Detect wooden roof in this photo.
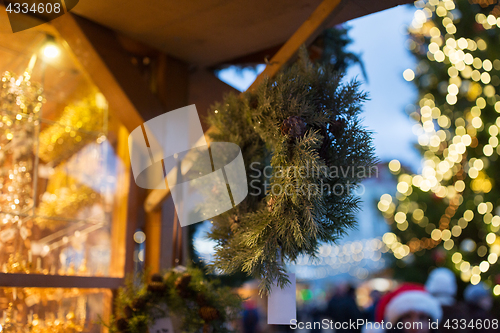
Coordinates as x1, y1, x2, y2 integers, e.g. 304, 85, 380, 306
71, 0, 413, 67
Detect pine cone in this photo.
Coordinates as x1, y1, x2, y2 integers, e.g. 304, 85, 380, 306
124, 305, 134, 319
229, 215, 239, 233
116, 318, 129, 332
199, 306, 220, 322
249, 95, 259, 109
147, 281, 166, 294
151, 273, 164, 283
196, 293, 208, 307
175, 273, 192, 298
281, 116, 306, 138
330, 118, 345, 137
131, 296, 148, 311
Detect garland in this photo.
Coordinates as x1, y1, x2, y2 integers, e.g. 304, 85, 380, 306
206, 52, 376, 294
35, 170, 101, 230
38, 93, 106, 166
0, 71, 43, 220
0, 71, 44, 115
109, 267, 242, 333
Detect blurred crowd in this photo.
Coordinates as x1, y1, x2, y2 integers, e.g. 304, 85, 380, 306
241, 268, 499, 332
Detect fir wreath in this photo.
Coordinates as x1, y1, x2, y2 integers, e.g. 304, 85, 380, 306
206, 52, 377, 294
108, 267, 242, 333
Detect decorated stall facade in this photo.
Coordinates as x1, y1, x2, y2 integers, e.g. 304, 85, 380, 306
0, 0, 412, 331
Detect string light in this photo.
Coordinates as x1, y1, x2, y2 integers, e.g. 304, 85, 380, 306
291, 238, 387, 280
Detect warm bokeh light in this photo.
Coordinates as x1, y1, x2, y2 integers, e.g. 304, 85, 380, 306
378, 0, 500, 289
403, 69, 415, 81
43, 44, 60, 59
388, 159, 401, 173
133, 230, 146, 244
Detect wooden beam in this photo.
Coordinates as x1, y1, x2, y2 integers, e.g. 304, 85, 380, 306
143, 0, 341, 213
214, 44, 283, 68
50, 13, 167, 132
248, 0, 341, 91
0, 273, 123, 289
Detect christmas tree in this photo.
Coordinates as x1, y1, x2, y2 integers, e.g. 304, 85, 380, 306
378, 0, 500, 294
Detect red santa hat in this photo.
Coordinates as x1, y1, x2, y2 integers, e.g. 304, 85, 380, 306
375, 283, 442, 324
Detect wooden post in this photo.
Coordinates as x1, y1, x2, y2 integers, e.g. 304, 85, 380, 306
148, 54, 190, 271
109, 125, 134, 277
144, 208, 162, 273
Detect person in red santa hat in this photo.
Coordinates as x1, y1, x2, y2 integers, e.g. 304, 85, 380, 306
364, 283, 442, 333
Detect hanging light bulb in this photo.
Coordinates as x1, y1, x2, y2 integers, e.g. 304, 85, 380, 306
43, 44, 60, 59
41, 35, 60, 59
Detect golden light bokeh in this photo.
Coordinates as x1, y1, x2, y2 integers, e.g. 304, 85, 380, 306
381, 0, 500, 285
